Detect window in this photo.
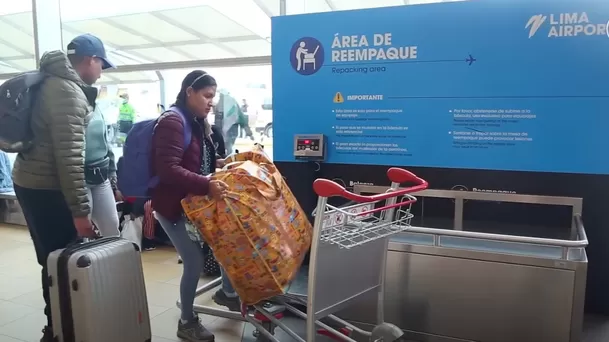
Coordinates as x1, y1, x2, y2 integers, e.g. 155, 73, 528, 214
102, 65, 273, 161
0, 4, 36, 75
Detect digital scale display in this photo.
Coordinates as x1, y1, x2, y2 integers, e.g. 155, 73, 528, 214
296, 138, 320, 151
293, 134, 326, 161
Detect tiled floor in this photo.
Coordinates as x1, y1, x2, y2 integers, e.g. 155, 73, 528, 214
0, 224, 246, 342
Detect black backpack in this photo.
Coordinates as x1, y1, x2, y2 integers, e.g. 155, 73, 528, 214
0, 71, 46, 153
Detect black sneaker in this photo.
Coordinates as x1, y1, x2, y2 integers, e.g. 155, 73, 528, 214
177, 315, 215, 341
212, 289, 241, 312
40, 326, 55, 342
142, 238, 156, 251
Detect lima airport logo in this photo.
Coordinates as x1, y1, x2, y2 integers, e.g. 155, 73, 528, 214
290, 37, 325, 76
525, 12, 608, 38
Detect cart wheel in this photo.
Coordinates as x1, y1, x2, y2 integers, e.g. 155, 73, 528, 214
253, 321, 276, 342
370, 323, 404, 342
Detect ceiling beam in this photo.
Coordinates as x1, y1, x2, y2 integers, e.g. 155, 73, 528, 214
61, 26, 161, 64
251, 0, 275, 17
117, 35, 262, 51
325, 0, 337, 10
102, 73, 122, 83
0, 15, 33, 36
0, 34, 266, 63
98, 17, 200, 61
0, 56, 34, 62
150, 12, 243, 58
102, 55, 271, 74
0, 36, 34, 57
98, 78, 157, 86
0, 16, 36, 64
0, 60, 27, 72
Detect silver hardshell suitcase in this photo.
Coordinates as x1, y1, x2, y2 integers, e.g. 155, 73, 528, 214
48, 237, 151, 342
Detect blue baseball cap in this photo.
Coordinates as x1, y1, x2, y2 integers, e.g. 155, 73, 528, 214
67, 34, 115, 70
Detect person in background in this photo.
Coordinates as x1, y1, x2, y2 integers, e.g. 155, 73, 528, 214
85, 103, 121, 237
240, 99, 249, 138
152, 70, 238, 341
216, 91, 254, 154
118, 93, 136, 134
97, 85, 120, 145
0, 151, 12, 193
11, 34, 114, 342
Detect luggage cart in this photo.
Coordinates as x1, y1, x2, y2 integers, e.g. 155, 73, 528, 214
185, 167, 428, 342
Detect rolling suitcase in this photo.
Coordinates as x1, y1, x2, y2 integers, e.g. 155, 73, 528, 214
47, 237, 151, 342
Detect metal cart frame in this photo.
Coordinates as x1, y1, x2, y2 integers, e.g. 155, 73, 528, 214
181, 168, 428, 342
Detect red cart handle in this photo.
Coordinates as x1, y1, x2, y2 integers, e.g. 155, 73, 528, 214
313, 168, 427, 202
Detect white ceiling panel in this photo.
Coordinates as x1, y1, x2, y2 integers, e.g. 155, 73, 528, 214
257, 0, 280, 16
160, 6, 256, 39
0, 12, 34, 35
0, 63, 19, 74
105, 13, 199, 43
108, 50, 153, 65
304, 0, 332, 14
222, 40, 271, 57
9, 58, 36, 70
99, 71, 158, 84
127, 47, 192, 63
64, 20, 152, 46
409, 0, 444, 4
332, 0, 405, 11
174, 44, 236, 60
0, 20, 35, 54
0, 44, 25, 58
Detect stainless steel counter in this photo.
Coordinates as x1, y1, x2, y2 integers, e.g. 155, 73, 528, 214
337, 186, 587, 342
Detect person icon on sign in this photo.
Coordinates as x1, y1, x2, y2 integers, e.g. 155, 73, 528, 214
295, 41, 309, 71
291, 37, 324, 75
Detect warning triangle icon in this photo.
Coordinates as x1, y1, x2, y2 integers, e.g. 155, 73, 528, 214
333, 92, 344, 104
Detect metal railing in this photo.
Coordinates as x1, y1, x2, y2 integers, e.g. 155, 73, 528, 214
352, 185, 586, 259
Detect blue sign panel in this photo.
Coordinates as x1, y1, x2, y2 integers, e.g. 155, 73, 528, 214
272, 0, 609, 174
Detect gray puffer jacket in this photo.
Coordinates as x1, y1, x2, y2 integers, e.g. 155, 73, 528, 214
12, 51, 96, 217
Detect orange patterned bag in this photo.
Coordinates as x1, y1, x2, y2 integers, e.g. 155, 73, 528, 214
181, 151, 312, 305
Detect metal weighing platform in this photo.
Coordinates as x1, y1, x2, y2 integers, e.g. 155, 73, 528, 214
340, 186, 588, 342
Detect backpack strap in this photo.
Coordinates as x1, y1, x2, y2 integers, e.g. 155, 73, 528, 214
165, 106, 192, 154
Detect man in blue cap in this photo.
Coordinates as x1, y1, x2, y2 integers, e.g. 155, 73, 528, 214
66, 33, 115, 84
11, 33, 115, 342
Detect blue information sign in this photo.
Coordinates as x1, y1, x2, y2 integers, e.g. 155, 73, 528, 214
272, 0, 609, 174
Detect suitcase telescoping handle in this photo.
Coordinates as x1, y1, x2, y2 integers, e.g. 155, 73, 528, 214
313, 168, 428, 216
69, 223, 103, 246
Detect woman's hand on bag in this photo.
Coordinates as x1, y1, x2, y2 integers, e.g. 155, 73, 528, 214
209, 180, 229, 200
216, 159, 226, 168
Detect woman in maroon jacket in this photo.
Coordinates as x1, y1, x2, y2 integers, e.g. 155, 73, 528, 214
152, 70, 235, 342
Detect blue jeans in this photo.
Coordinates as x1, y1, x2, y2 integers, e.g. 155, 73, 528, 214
155, 213, 235, 320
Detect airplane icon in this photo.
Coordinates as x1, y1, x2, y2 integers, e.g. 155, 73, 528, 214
466, 54, 476, 66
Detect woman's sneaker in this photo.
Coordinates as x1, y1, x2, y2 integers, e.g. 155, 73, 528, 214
177, 315, 214, 341
212, 289, 241, 312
